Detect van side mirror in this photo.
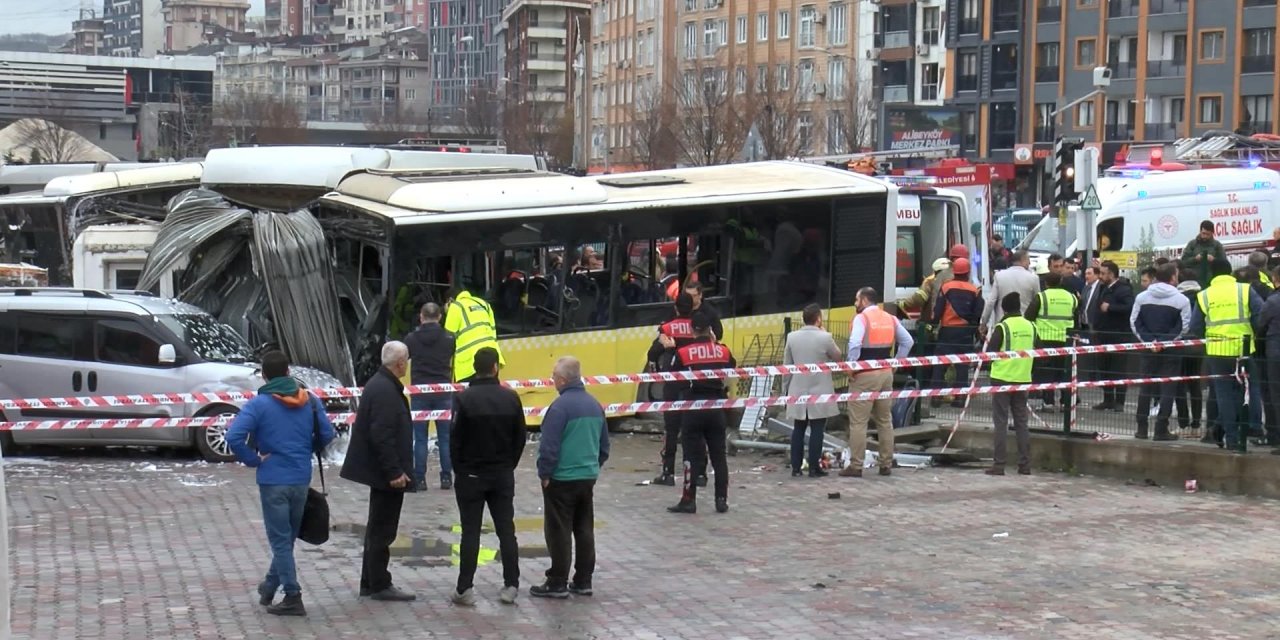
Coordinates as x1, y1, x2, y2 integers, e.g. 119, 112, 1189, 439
158, 344, 177, 365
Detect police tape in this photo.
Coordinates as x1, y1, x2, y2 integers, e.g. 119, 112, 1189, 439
0, 373, 1225, 432
0, 338, 1213, 412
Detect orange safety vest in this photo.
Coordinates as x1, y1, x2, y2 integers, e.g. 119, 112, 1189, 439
938, 279, 980, 328
856, 306, 898, 367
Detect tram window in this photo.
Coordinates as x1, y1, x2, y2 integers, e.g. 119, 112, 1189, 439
730, 200, 831, 316
564, 240, 612, 330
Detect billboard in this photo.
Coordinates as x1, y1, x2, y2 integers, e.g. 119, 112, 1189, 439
882, 107, 961, 152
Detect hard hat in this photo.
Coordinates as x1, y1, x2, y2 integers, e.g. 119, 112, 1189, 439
949, 244, 970, 260
932, 257, 950, 273
951, 257, 971, 276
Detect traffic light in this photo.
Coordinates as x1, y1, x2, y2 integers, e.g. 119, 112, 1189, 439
1054, 137, 1085, 205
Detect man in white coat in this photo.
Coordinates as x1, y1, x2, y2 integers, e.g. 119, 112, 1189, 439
783, 304, 843, 478
980, 250, 1041, 337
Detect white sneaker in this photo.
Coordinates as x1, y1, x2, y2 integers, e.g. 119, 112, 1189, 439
499, 585, 518, 605
451, 588, 476, 607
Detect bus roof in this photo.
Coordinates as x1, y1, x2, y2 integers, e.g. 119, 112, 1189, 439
326, 161, 892, 222
42, 163, 204, 198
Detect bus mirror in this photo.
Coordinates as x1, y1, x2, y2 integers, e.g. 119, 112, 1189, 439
970, 221, 983, 236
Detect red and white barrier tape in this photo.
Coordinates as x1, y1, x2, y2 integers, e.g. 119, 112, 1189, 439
0, 374, 1223, 432
0, 338, 1211, 411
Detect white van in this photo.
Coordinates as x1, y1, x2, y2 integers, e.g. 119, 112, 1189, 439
1021, 166, 1280, 266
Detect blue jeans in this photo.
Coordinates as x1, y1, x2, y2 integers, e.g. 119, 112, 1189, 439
258, 484, 309, 597
789, 418, 826, 473
1207, 357, 1262, 450
412, 393, 453, 483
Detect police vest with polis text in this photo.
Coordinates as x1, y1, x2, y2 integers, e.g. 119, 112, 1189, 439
674, 338, 735, 399
444, 290, 505, 381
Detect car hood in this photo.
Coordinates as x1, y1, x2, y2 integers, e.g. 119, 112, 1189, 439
192, 362, 343, 395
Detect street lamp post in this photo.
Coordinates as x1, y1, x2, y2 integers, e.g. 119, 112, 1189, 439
459, 34, 474, 127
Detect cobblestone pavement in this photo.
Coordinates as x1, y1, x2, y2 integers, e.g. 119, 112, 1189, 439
7, 430, 1280, 640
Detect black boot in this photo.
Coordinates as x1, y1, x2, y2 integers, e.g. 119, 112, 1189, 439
267, 593, 306, 617
652, 473, 675, 486
1153, 422, 1178, 441
668, 461, 697, 513
667, 499, 696, 513
715, 498, 729, 513
1135, 424, 1149, 440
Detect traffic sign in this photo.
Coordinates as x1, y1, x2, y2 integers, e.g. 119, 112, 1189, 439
1080, 184, 1102, 210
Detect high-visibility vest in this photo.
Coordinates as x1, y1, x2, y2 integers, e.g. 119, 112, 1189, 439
855, 306, 898, 367
1262, 271, 1275, 292
991, 316, 1036, 383
1033, 288, 1077, 343
444, 291, 505, 381
1197, 276, 1254, 357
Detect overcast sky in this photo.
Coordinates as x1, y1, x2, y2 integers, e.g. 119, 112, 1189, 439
5, 0, 265, 36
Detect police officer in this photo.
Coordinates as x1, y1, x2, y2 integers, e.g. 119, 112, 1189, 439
666, 311, 735, 515
1025, 271, 1078, 417
986, 293, 1037, 476
647, 293, 696, 486
1191, 259, 1264, 452
444, 283, 504, 382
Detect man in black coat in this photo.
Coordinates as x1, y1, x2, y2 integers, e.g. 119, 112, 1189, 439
1092, 260, 1136, 411
341, 340, 417, 602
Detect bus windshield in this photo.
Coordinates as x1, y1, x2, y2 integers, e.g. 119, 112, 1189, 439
1022, 216, 1078, 253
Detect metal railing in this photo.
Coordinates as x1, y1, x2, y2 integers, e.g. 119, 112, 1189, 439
1146, 59, 1187, 77
1149, 0, 1189, 12
1108, 0, 1141, 17
1033, 125, 1056, 143
882, 85, 910, 103
958, 17, 980, 36
883, 31, 911, 49
1242, 55, 1275, 74
1035, 66, 1060, 83
1110, 60, 1138, 79
992, 14, 1020, 32
1144, 122, 1180, 140
1105, 122, 1135, 141
1037, 1, 1062, 22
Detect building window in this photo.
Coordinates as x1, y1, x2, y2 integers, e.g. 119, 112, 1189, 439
827, 110, 846, 152
829, 3, 848, 46
1075, 38, 1097, 67
1077, 101, 1096, 127
1244, 28, 1276, 73
1242, 94, 1273, 132
1198, 96, 1222, 124
736, 67, 747, 93
1077, 0, 1098, 6
736, 15, 747, 44
961, 110, 978, 150
1035, 103, 1056, 142
828, 57, 846, 99
921, 7, 940, 46
798, 59, 814, 100
920, 63, 939, 101
757, 64, 767, 91
684, 21, 697, 59
778, 63, 790, 89
757, 12, 768, 42
1198, 30, 1224, 62
957, 49, 978, 91
778, 9, 790, 40
798, 112, 814, 153
405, 89, 416, 100
799, 6, 816, 47
958, 0, 979, 35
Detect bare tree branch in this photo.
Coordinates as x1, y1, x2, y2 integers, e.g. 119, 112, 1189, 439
4, 92, 111, 162
747, 65, 808, 160
830, 81, 877, 154
213, 89, 307, 146
364, 104, 434, 142
503, 99, 573, 167
629, 79, 675, 170
156, 88, 213, 160
461, 86, 500, 140
668, 61, 752, 167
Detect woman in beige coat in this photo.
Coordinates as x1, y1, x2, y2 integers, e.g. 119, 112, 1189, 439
783, 304, 843, 477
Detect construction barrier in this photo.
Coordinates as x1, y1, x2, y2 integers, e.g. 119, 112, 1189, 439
0, 374, 1224, 432
0, 338, 1212, 412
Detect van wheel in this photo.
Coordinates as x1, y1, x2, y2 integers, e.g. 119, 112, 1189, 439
195, 405, 239, 463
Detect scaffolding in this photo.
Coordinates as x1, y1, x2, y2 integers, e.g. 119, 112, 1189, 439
1168, 131, 1280, 165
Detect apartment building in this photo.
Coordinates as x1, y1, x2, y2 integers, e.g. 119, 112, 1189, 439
425, 0, 509, 116
342, 0, 406, 40
587, 0, 674, 171
70, 14, 107, 56
162, 0, 252, 52
497, 0, 589, 165
1025, 0, 1280, 152
103, 0, 166, 56
945, 0, 1023, 160
264, 0, 342, 36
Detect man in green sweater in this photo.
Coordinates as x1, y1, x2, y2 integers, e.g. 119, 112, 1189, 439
1182, 220, 1228, 286
531, 356, 611, 599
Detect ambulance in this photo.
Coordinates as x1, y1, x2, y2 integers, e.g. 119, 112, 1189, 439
1021, 165, 1280, 267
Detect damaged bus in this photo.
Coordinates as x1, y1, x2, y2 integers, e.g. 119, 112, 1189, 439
311, 161, 974, 418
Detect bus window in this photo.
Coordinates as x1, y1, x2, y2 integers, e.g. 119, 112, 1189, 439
896, 228, 922, 288
565, 240, 612, 330
732, 200, 831, 315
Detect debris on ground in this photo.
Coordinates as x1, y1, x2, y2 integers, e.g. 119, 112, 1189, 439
992, 532, 1009, 539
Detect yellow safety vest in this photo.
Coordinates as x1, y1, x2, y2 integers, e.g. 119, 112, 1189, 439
444, 291, 505, 381
1197, 276, 1254, 357
1033, 288, 1077, 343
991, 316, 1036, 383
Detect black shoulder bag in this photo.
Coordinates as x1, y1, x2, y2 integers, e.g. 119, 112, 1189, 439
298, 400, 331, 546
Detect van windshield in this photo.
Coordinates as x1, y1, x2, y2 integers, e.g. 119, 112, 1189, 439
156, 313, 254, 363
1021, 216, 1078, 253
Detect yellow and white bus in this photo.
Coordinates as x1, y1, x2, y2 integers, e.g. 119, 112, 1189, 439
313, 161, 975, 416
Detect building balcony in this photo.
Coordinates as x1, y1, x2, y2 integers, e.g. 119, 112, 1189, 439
1149, 0, 1189, 12
1242, 55, 1275, 74
991, 70, 1018, 91
1035, 66, 1059, 83
957, 17, 980, 36
1146, 59, 1187, 77
1033, 125, 1056, 143
1105, 122, 1135, 141
882, 31, 911, 49
1109, 60, 1137, 79
956, 75, 978, 92
882, 84, 910, 103
1244, 0, 1277, 7
989, 131, 1016, 150
992, 14, 1019, 33
1036, 1, 1062, 22
1144, 122, 1180, 140
1239, 120, 1275, 134
1108, 0, 1140, 17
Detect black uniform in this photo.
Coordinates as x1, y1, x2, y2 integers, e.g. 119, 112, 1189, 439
670, 337, 736, 504
648, 315, 697, 479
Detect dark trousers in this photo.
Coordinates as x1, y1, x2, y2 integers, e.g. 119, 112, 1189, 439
1033, 341, 1070, 407
1175, 351, 1204, 427
1207, 357, 1263, 450
681, 408, 729, 502
1136, 351, 1180, 435
1267, 356, 1280, 444
789, 417, 826, 472
990, 386, 1030, 469
541, 478, 596, 587
1097, 333, 1129, 406
931, 327, 976, 388
659, 384, 684, 477
454, 471, 519, 592
359, 488, 405, 594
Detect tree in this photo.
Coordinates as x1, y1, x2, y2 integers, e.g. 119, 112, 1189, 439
213, 90, 307, 146
461, 86, 501, 140
829, 81, 877, 154
629, 79, 676, 170
364, 104, 433, 143
503, 100, 573, 166
669, 64, 753, 167
155, 88, 213, 160
747, 65, 808, 160
4, 91, 111, 162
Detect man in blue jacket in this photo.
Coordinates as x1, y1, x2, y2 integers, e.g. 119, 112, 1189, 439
1130, 263, 1191, 441
227, 350, 336, 617
531, 356, 610, 599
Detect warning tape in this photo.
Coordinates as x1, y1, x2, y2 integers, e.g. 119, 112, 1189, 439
0, 373, 1222, 432
0, 338, 1210, 412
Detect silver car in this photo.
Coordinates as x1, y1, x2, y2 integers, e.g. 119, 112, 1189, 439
0, 288, 344, 461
